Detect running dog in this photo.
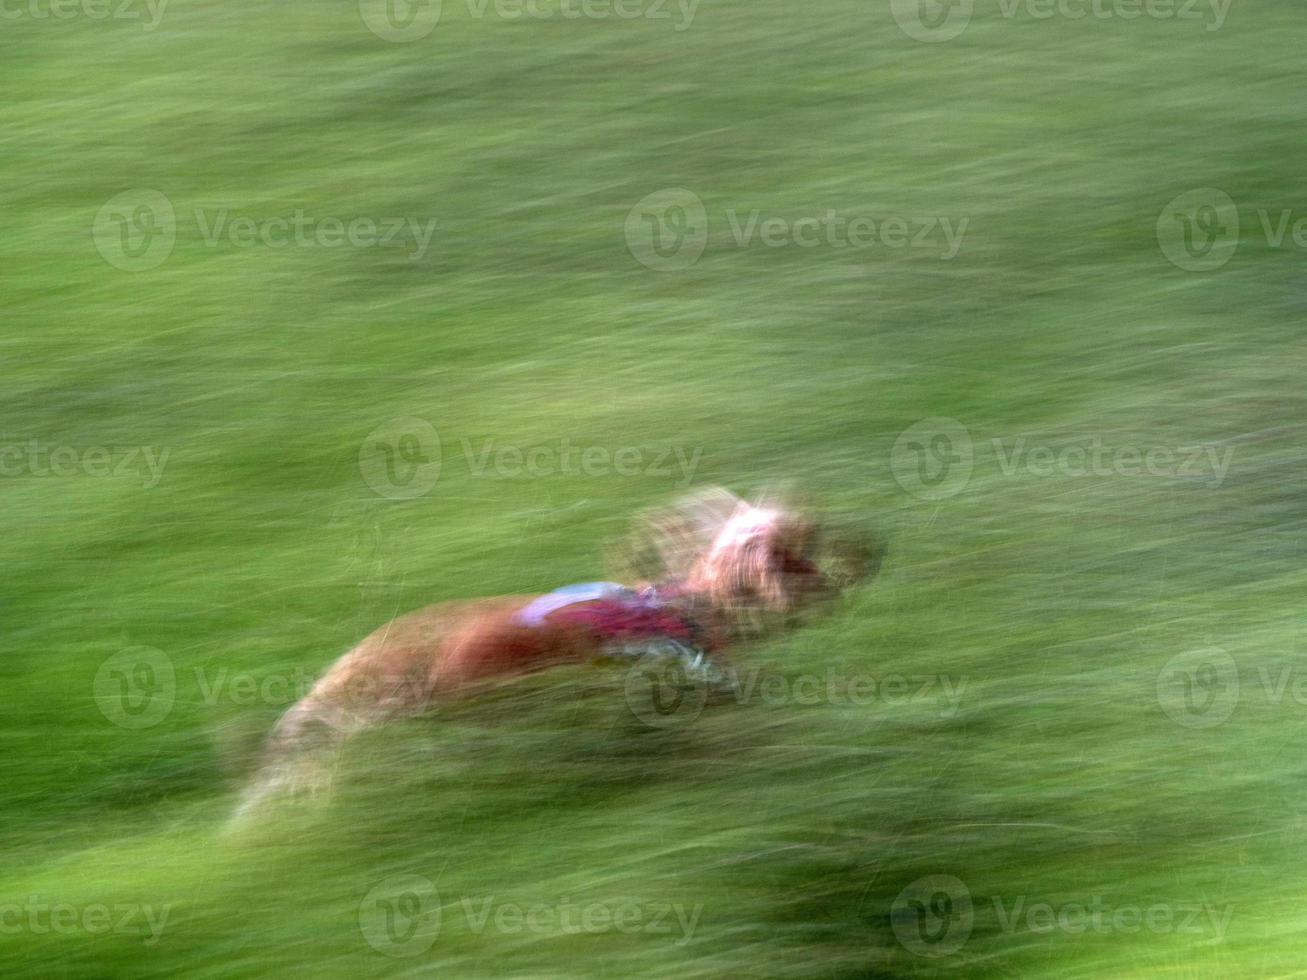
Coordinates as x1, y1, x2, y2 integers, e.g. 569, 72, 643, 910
236, 488, 864, 819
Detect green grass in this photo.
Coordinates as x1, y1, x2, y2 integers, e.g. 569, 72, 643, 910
3, 0, 1305, 975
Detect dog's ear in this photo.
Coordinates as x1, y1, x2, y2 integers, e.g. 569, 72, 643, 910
812, 520, 884, 593
608, 487, 745, 584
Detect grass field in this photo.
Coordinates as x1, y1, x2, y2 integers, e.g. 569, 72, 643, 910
3, 0, 1305, 976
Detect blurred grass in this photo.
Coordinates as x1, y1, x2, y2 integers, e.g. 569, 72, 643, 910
2, 0, 1305, 976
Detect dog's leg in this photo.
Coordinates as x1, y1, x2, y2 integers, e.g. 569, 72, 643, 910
232, 644, 428, 825
231, 694, 362, 825
229, 597, 578, 827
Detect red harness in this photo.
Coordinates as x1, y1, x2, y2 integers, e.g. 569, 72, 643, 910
548, 597, 706, 649
519, 582, 713, 655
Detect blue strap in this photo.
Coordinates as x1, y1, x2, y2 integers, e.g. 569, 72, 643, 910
516, 582, 632, 627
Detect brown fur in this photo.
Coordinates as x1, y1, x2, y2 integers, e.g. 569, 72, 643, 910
235, 488, 848, 820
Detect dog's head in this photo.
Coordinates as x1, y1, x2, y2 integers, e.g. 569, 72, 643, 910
614, 486, 877, 626
614, 487, 837, 615
683, 500, 826, 615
